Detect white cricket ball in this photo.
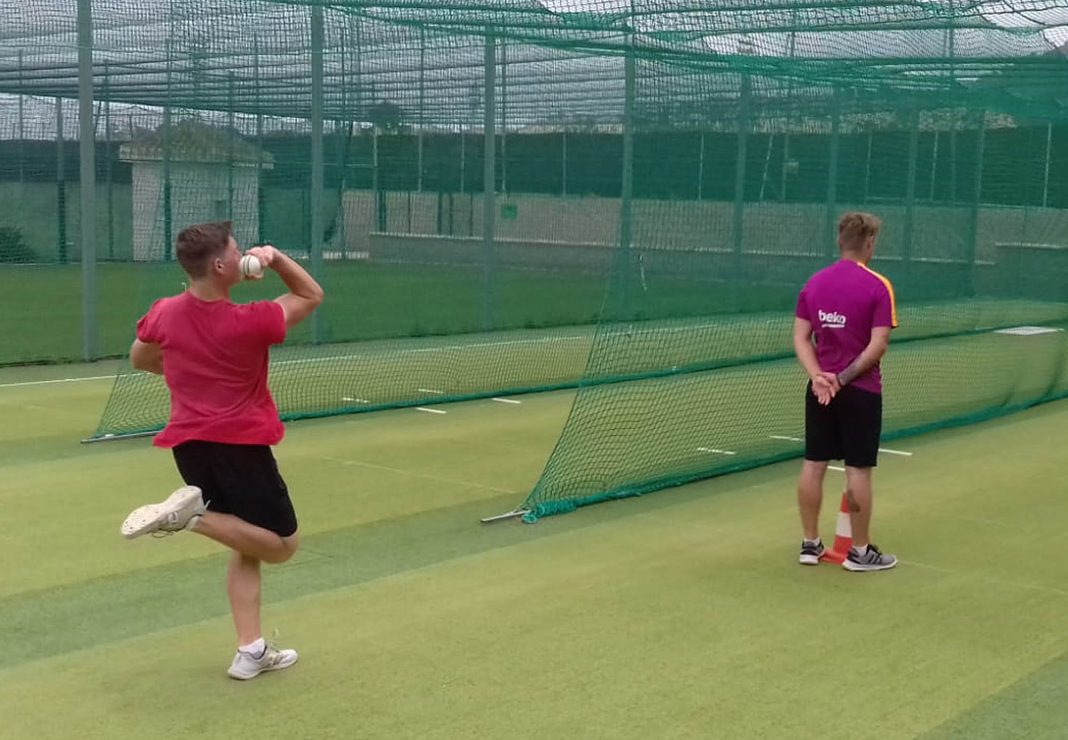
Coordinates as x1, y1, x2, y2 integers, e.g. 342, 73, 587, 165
240, 254, 264, 279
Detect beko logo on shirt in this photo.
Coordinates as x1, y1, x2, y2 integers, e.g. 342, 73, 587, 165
818, 309, 847, 328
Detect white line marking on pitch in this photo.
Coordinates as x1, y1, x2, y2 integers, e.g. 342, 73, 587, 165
416, 407, 447, 415
342, 397, 370, 404
828, 465, 845, 472
878, 447, 913, 456
273, 319, 737, 367
697, 447, 736, 455
769, 435, 802, 442
492, 398, 522, 404
417, 388, 445, 395
0, 375, 114, 389
317, 455, 511, 494
902, 558, 1068, 598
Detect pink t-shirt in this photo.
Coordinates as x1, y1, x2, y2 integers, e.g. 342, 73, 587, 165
136, 292, 286, 448
795, 259, 898, 394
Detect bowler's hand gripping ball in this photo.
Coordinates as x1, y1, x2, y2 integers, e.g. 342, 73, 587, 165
240, 254, 264, 279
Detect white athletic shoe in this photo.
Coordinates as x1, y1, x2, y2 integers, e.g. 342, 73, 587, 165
120, 485, 206, 539
227, 643, 299, 680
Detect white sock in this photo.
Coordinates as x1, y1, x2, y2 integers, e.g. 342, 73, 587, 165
852, 544, 869, 555
804, 538, 821, 546
239, 637, 265, 656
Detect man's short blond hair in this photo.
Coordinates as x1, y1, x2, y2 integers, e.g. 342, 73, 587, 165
837, 212, 881, 251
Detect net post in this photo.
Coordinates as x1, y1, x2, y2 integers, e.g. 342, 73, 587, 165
480, 509, 530, 524
824, 85, 840, 257
616, 32, 635, 319
78, 0, 97, 359
967, 110, 986, 297
56, 97, 67, 264
903, 105, 919, 283
731, 74, 751, 307
482, 28, 497, 330
310, 3, 325, 343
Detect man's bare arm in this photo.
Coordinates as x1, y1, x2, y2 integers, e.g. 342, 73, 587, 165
836, 326, 891, 386
792, 318, 822, 381
247, 246, 324, 329
794, 318, 839, 404
130, 339, 163, 375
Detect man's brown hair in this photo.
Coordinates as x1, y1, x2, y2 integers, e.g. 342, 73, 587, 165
175, 221, 233, 278
837, 212, 881, 252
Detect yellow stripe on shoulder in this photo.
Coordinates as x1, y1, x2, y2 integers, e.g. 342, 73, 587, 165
858, 264, 898, 328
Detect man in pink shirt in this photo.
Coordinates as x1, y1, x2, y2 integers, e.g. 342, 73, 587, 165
120, 221, 324, 678
793, 212, 898, 572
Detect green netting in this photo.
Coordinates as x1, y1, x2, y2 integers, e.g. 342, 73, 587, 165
2, 2, 1068, 516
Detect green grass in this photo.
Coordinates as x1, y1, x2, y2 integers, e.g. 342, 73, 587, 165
2, 360, 1068, 738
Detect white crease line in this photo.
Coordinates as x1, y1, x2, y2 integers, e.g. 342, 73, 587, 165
0, 375, 114, 389
272, 318, 745, 367
276, 335, 590, 365
416, 407, 447, 415
828, 465, 846, 472
697, 447, 736, 455
417, 388, 445, 395
879, 447, 913, 456
492, 398, 522, 404
901, 558, 1068, 598
317, 455, 512, 494
342, 397, 370, 404
769, 435, 802, 442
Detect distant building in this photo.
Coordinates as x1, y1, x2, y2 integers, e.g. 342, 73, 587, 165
119, 121, 273, 260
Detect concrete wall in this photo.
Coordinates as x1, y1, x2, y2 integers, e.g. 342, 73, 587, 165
342, 190, 1068, 267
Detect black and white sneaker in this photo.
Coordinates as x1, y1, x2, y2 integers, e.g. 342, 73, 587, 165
798, 539, 825, 566
843, 544, 897, 572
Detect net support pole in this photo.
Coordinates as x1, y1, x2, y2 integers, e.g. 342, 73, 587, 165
824, 86, 840, 257
863, 131, 872, 203
482, 29, 497, 330
160, 38, 173, 262
104, 63, 114, 260
255, 40, 265, 243
480, 508, 531, 524
78, 0, 97, 359
697, 132, 705, 200
617, 36, 635, 319
561, 129, 567, 196
903, 107, 919, 282
56, 97, 67, 264
1043, 122, 1052, 209
162, 101, 172, 261
732, 75, 751, 302
500, 39, 508, 195
418, 27, 425, 193
227, 73, 235, 219
966, 110, 985, 296
310, 3, 325, 343
163, 33, 173, 262
929, 131, 939, 201
17, 51, 24, 193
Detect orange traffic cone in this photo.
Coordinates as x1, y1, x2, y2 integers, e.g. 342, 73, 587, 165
820, 491, 852, 564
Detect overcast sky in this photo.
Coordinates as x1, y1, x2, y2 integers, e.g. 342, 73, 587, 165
2, 1, 1066, 138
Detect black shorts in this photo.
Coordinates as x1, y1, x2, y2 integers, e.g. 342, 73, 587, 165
804, 383, 883, 468
172, 441, 298, 537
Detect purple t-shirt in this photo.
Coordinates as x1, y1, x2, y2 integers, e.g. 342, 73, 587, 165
795, 259, 898, 394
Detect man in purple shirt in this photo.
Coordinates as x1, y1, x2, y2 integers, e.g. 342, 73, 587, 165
793, 212, 898, 572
